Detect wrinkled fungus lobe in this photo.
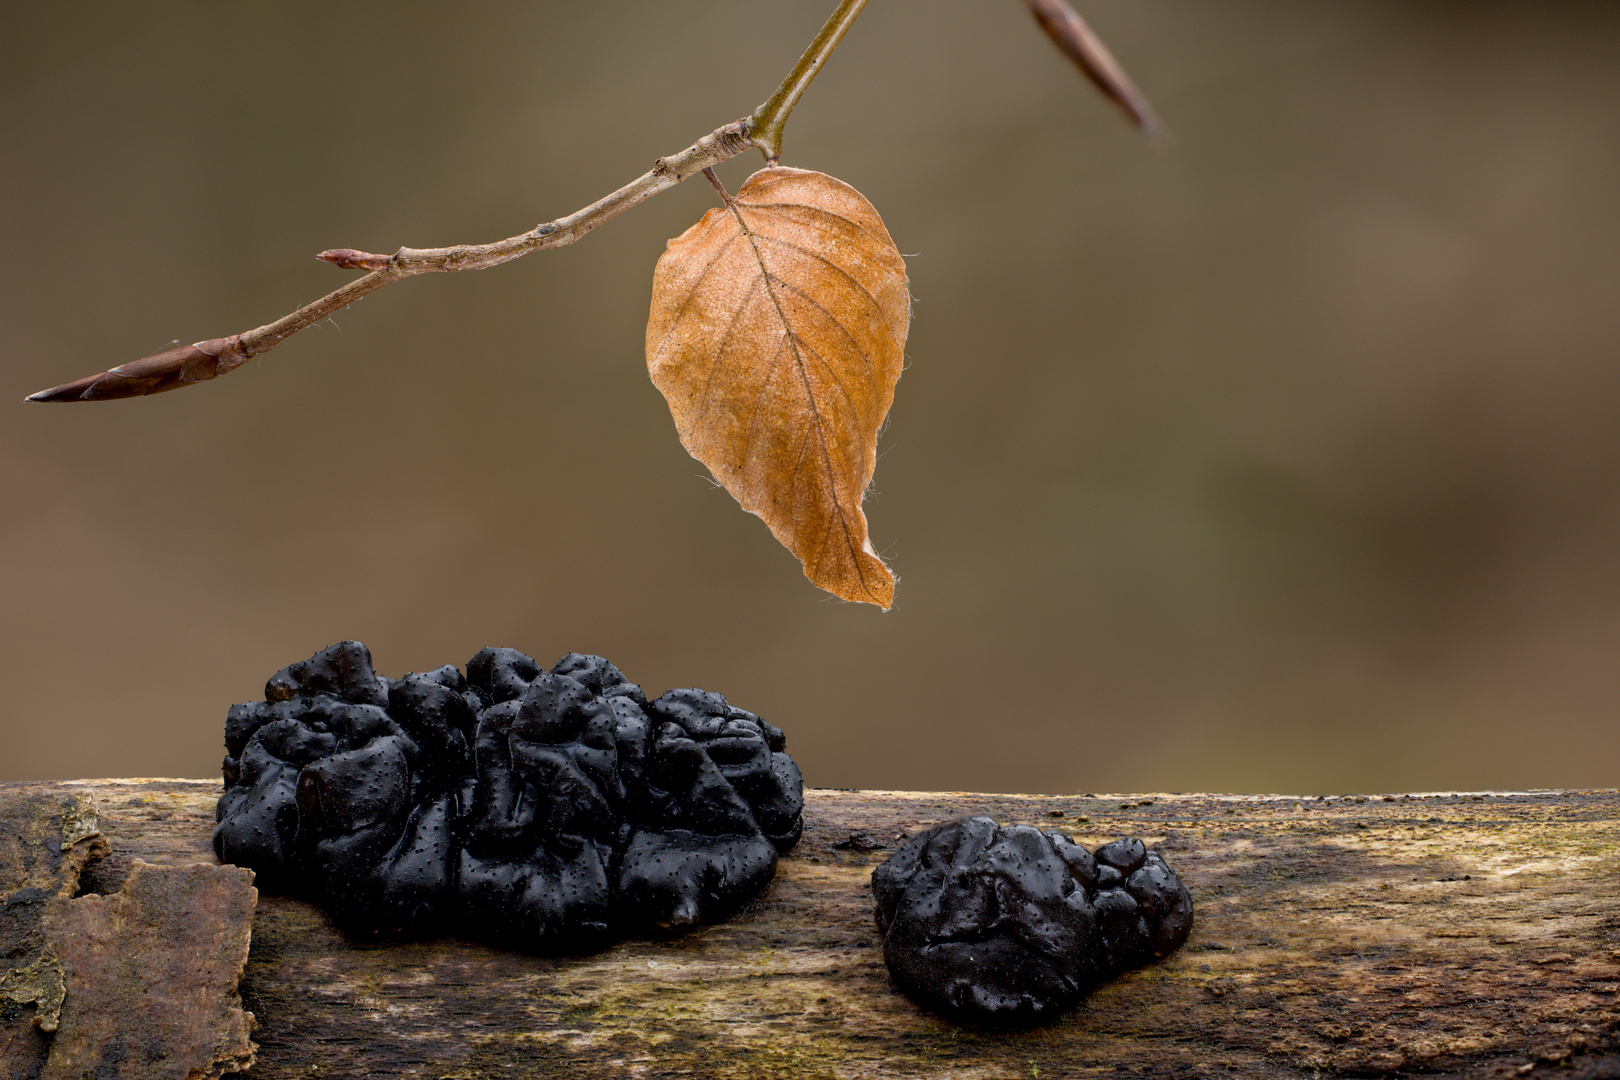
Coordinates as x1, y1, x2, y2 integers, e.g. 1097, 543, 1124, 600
215, 642, 803, 952
872, 816, 1193, 1025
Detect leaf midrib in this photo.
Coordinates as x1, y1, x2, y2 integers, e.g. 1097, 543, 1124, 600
725, 197, 874, 600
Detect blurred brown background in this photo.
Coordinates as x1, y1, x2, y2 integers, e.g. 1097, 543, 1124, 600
3, 2, 1617, 795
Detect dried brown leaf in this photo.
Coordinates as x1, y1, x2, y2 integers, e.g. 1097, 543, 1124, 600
646, 166, 909, 608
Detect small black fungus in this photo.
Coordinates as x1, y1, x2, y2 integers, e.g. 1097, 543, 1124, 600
871, 816, 1193, 1025
215, 641, 803, 953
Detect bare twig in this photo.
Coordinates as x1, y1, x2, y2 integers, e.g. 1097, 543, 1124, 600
27, 0, 875, 406
749, 0, 869, 164
1021, 0, 1161, 139
26, 0, 1155, 404
26, 120, 754, 402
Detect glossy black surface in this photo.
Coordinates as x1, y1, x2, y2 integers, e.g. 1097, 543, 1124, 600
872, 816, 1192, 1025
216, 641, 803, 953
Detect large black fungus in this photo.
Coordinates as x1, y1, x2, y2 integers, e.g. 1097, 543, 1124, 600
871, 816, 1192, 1025
215, 641, 803, 953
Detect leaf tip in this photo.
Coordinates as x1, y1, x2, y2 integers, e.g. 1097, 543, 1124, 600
811, 546, 895, 610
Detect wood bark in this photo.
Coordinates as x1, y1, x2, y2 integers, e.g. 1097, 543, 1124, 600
5, 779, 1618, 1079
0, 785, 256, 1080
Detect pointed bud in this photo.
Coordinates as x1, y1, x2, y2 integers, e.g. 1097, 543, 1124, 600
1022, 0, 1161, 139
26, 335, 249, 402
316, 248, 392, 271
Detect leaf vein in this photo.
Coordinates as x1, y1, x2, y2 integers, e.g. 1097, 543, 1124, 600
654, 230, 747, 349
689, 275, 766, 429
728, 205, 871, 594
750, 231, 894, 337
763, 273, 873, 385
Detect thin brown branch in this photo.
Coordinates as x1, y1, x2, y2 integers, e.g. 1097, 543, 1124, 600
27, 119, 754, 403
750, 0, 869, 164
1021, 0, 1162, 139
26, 0, 1156, 406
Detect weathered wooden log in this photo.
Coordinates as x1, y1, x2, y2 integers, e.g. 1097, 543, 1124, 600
5, 779, 1618, 1078
0, 785, 256, 1080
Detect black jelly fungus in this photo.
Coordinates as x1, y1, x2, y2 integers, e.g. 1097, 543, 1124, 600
871, 816, 1193, 1025
214, 641, 803, 953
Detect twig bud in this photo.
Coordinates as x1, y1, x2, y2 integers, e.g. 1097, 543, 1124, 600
316, 249, 392, 272
26, 336, 249, 402
1021, 0, 1162, 139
